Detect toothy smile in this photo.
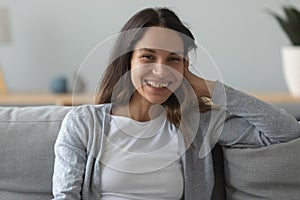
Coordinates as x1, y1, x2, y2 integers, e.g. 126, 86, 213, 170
145, 80, 170, 88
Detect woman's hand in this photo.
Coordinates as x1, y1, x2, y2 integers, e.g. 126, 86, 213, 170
183, 61, 216, 98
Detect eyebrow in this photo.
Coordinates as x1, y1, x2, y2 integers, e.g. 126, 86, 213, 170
138, 48, 184, 56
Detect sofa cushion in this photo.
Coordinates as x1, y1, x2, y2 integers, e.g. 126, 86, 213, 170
222, 136, 300, 200
0, 106, 71, 200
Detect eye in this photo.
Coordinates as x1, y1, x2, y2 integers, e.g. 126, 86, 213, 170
140, 54, 155, 62
168, 56, 182, 62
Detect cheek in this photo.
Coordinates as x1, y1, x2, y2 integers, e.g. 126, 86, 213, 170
173, 65, 184, 83
175, 63, 185, 74
130, 66, 150, 88
130, 59, 141, 88
173, 73, 183, 91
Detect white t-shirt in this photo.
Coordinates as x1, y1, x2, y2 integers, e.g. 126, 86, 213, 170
100, 112, 184, 200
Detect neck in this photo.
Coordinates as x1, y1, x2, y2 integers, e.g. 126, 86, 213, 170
112, 92, 163, 122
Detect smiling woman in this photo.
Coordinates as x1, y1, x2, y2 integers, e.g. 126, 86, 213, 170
52, 7, 300, 200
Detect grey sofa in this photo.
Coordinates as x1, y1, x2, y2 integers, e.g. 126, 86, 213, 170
0, 106, 299, 200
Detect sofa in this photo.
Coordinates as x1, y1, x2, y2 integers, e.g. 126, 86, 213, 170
0, 106, 299, 200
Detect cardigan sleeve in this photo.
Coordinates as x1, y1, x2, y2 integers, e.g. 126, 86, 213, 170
52, 107, 88, 200
210, 81, 300, 147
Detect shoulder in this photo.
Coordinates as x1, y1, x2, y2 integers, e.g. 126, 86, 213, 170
57, 104, 111, 149
61, 104, 111, 134
66, 103, 111, 120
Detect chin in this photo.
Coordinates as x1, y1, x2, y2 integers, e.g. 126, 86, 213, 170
147, 95, 171, 105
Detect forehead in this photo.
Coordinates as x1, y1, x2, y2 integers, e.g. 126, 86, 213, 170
133, 27, 184, 53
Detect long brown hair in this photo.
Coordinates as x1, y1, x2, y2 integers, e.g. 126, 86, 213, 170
96, 7, 211, 134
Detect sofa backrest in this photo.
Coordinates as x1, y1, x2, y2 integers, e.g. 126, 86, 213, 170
0, 106, 71, 200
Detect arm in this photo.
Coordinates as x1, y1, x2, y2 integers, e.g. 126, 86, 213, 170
212, 81, 300, 146
52, 108, 88, 200
184, 66, 300, 147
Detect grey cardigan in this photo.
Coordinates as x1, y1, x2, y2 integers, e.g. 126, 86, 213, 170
52, 81, 300, 200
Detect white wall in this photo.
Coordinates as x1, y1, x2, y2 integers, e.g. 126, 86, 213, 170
0, 0, 299, 93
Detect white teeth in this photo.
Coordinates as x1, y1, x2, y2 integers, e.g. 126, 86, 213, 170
146, 80, 168, 88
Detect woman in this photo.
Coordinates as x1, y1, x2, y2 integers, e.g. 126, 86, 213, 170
52, 7, 300, 200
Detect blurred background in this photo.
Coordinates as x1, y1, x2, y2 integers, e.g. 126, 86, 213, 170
0, 0, 299, 116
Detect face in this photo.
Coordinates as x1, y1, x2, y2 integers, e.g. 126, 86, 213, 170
130, 27, 185, 105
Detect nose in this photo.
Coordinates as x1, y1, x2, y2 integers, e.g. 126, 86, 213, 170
152, 63, 169, 77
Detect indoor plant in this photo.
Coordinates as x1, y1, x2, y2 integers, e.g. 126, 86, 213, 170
268, 5, 300, 97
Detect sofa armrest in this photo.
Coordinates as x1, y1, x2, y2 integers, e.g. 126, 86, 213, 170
222, 135, 300, 199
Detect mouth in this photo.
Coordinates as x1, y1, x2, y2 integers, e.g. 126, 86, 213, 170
144, 80, 171, 89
